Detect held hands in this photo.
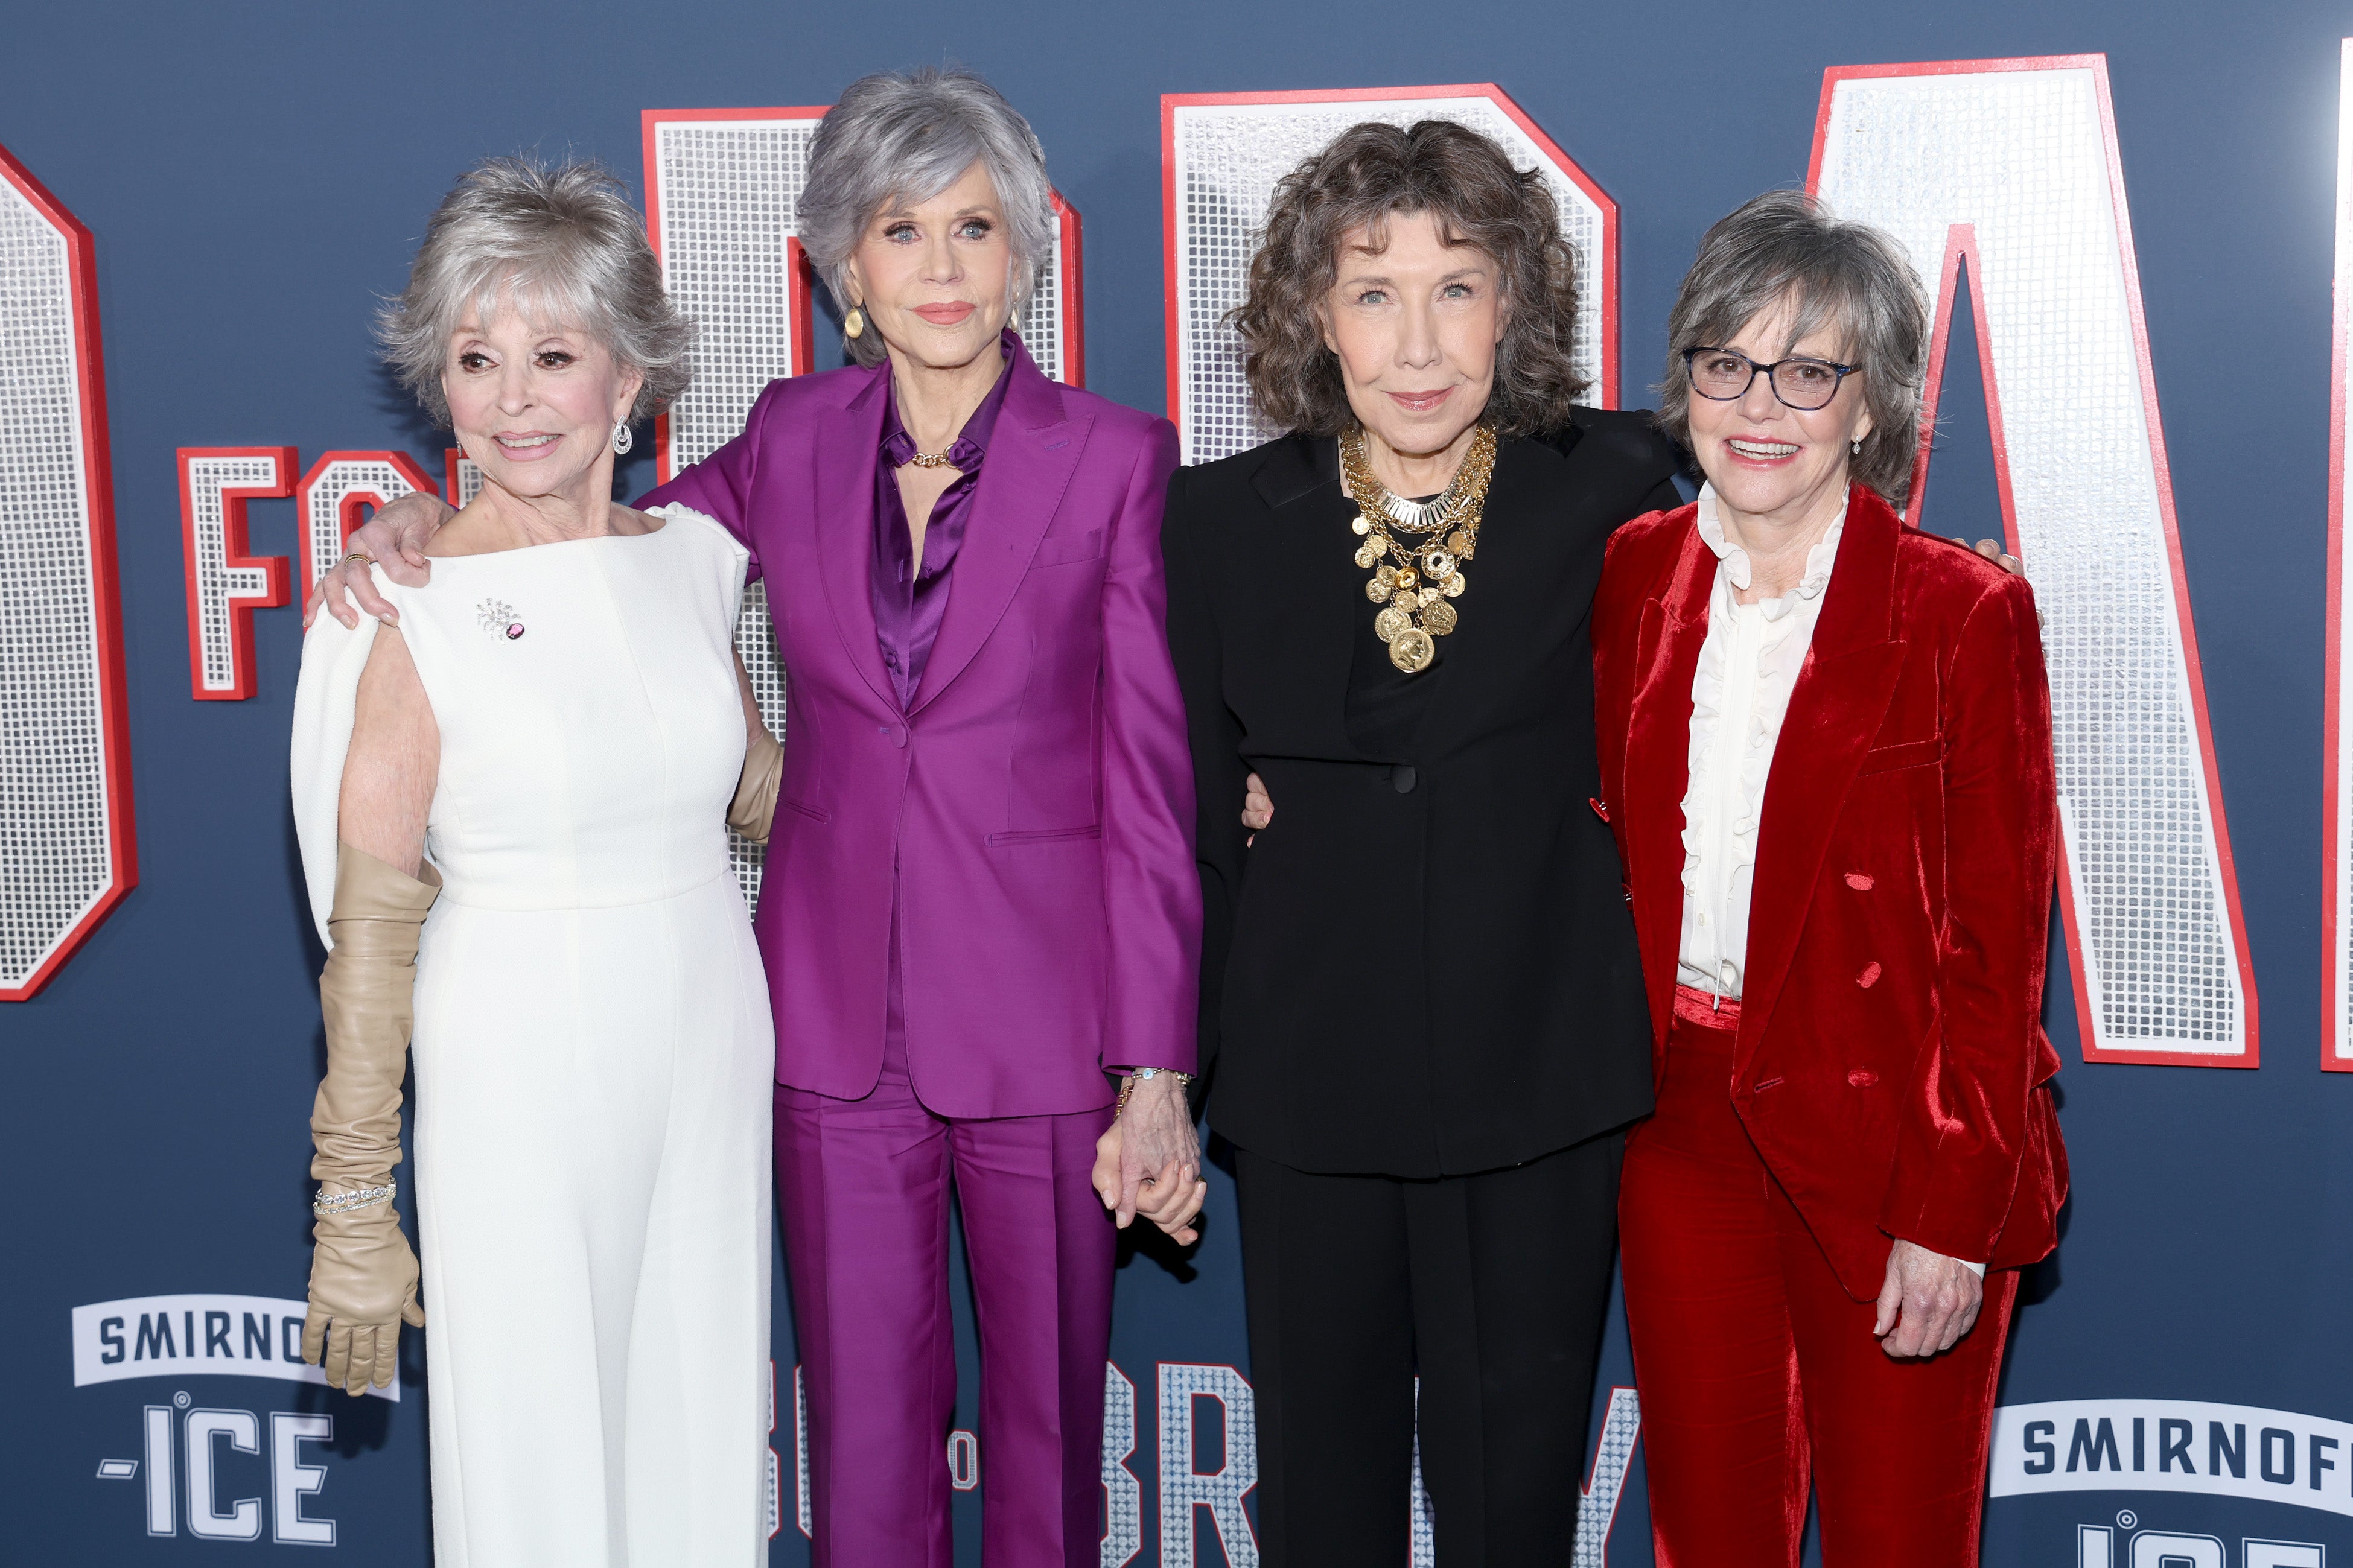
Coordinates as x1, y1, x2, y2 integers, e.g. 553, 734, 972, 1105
303, 491, 453, 629
1241, 772, 1273, 841
1092, 1072, 1209, 1246
1873, 1239, 1985, 1359
302, 1205, 425, 1394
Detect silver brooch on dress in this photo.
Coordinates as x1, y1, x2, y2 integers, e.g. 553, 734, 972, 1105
476, 598, 524, 640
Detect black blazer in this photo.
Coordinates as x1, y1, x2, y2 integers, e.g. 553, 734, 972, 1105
1163, 411, 1685, 1176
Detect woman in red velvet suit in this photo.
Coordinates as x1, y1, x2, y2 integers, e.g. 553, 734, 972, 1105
1591, 192, 2068, 1566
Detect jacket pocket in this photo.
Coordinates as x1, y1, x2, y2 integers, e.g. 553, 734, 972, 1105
1858, 735, 1943, 775
1032, 528, 1106, 568
986, 824, 1102, 847
780, 797, 832, 825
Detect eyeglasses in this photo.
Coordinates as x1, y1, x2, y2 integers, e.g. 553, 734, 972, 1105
1681, 348, 1858, 411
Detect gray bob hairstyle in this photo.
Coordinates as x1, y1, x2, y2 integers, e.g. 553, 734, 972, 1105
1657, 191, 1929, 506
378, 156, 693, 427
799, 66, 1056, 369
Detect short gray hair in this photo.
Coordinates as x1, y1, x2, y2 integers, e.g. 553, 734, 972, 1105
1656, 191, 1929, 506
378, 156, 693, 427
799, 66, 1054, 368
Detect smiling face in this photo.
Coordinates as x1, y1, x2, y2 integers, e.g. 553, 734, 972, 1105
442, 300, 642, 503
1685, 293, 1872, 532
1319, 210, 1506, 462
841, 160, 1015, 373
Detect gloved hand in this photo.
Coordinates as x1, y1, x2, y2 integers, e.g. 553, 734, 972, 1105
729, 727, 785, 843
301, 843, 439, 1394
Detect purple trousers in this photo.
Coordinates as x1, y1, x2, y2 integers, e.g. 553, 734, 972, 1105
774, 989, 1116, 1567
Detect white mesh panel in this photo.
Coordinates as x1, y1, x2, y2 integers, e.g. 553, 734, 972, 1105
1167, 91, 1610, 465
646, 111, 1081, 909
180, 450, 289, 696
1101, 1362, 1141, 1568
0, 160, 121, 997
447, 450, 486, 507
2333, 40, 2353, 1070
1816, 63, 2249, 1058
1575, 1386, 1642, 1566
296, 454, 430, 590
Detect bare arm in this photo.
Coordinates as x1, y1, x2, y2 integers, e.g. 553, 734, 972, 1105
338, 625, 438, 871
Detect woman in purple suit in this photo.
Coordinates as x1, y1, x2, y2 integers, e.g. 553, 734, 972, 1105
313, 66, 1205, 1568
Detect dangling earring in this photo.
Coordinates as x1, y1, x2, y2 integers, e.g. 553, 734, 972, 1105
612, 422, 633, 456
1008, 308, 1020, 333
1850, 437, 1862, 457
844, 306, 865, 340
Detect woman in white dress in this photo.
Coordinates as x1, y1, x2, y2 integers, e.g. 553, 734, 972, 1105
288, 157, 780, 1566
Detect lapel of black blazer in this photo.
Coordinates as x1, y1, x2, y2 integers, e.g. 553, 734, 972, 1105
1247, 435, 1370, 759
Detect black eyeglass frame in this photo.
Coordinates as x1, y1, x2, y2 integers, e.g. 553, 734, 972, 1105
1680, 347, 1860, 411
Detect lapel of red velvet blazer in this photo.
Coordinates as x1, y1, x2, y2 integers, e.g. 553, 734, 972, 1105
810, 361, 898, 713
1735, 484, 1906, 1065
911, 338, 1089, 715
1620, 512, 1718, 1058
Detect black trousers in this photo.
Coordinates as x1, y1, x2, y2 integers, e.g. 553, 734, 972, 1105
1234, 1133, 1625, 1567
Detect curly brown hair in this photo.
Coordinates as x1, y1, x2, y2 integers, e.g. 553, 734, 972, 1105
1231, 119, 1587, 440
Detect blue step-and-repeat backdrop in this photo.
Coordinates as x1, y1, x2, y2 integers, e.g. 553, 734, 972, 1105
6, 1, 2353, 1563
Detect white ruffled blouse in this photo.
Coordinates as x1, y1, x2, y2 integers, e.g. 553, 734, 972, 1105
1675, 484, 1845, 1005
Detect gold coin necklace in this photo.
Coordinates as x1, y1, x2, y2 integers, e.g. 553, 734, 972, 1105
1340, 422, 1497, 673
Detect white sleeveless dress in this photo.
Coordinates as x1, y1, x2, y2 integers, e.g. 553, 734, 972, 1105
290, 506, 774, 1567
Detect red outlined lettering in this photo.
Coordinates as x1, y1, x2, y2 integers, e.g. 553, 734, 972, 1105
1812, 56, 2258, 1066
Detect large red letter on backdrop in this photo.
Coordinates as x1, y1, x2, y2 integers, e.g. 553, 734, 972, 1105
639, 106, 1085, 907
0, 144, 135, 1001
1161, 84, 1617, 463
1812, 56, 2258, 1067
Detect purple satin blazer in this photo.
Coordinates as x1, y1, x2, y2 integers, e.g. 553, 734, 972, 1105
641, 339, 1199, 1117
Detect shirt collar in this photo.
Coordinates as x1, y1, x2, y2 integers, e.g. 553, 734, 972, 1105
879, 330, 1017, 474
1696, 483, 1845, 609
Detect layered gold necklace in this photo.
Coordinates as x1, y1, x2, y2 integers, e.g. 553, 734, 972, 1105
1340, 423, 1498, 673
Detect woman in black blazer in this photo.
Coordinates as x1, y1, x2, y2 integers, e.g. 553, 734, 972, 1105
1162, 119, 1683, 1564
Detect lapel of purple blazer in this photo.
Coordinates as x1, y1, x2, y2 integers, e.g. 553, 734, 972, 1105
911, 340, 1089, 716
810, 361, 897, 713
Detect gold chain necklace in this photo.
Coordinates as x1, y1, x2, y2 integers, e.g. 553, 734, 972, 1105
1339, 423, 1498, 673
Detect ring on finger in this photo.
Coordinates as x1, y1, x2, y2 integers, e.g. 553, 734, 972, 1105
339, 550, 373, 569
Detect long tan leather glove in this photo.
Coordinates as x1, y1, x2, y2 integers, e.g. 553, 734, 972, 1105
729, 728, 784, 844
302, 843, 439, 1394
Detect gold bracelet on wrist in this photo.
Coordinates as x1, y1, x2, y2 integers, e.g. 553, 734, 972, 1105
1115, 1066, 1192, 1115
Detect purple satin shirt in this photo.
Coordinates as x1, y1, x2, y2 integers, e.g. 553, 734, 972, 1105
871, 335, 1015, 709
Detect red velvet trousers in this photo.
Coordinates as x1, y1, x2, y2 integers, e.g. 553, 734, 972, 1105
1619, 1008, 2018, 1567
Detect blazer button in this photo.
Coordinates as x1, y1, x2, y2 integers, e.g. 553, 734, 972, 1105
1857, 962, 1882, 988
1392, 765, 1418, 794
1848, 1068, 1879, 1088
1845, 872, 1875, 891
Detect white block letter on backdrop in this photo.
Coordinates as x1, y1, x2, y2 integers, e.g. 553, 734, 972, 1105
0, 143, 135, 1002
1812, 55, 2258, 1065
1158, 1362, 1259, 1566
1101, 1362, 1142, 1567
2326, 39, 2353, 1072
640, 106, 1085, 909
177, 448, 293, 702
1161, 84, 1616, 465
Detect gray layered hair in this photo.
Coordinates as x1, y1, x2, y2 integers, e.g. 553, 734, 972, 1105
1234, 119, 1590, 440
1657, 191, 1929, 505
378, 156, 693, 427
799, 66, 1055, 368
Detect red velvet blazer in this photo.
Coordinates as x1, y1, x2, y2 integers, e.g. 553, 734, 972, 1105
1593, 484, 2067, 1297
